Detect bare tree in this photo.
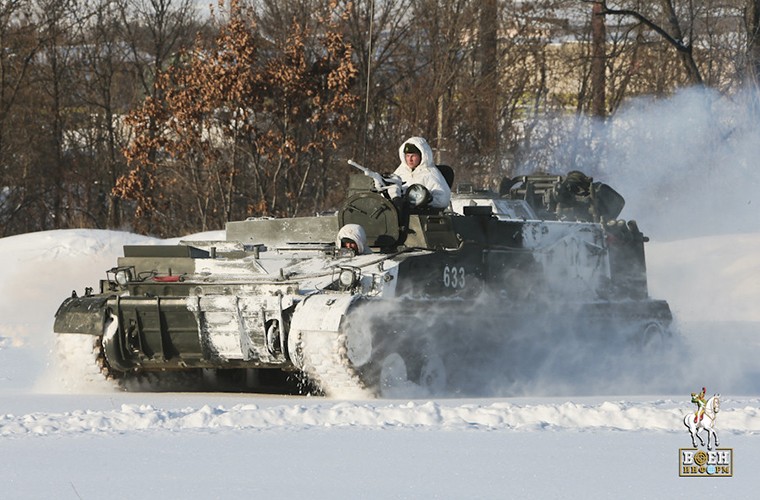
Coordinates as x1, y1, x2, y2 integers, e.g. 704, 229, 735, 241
117, 0, 199, 97
369, 0, 485, 173
594, 0, 703, 85
0, 0, 44, 236
342, 0, 413, 163
591, 1, 606, 116
745, 0, 760, 86
31, 0, 85, 229
71, 0, 143, 228
477, 0, 498, 148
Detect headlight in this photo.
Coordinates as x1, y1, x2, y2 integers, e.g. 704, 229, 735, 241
115, 269, 131, 286
339, 269, 357, 289
406, 183, 432, 207
107, 267, 134, 289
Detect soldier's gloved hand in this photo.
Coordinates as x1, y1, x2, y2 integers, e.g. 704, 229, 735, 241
386, 184, 402, 199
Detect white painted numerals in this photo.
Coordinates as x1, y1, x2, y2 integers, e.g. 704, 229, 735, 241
443, 265, 466, 288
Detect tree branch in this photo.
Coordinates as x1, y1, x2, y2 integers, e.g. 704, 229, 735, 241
583, 1, 702, 84
587, 1, 691, 53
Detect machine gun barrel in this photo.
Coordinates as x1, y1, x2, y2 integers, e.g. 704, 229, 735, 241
348, 159, 401, 192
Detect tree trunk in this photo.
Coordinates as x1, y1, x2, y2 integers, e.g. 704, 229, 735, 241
660, 0, 702, 85
478, 0, 498, 150
747, 0, 760, 87
600, 0, 703, 86
591, 2, 606, 117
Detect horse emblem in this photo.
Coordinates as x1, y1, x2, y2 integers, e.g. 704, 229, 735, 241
683, 392, 721, 450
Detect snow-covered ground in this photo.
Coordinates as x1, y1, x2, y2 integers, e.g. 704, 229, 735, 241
0, 226, 758, 499
3, 88, 760, 498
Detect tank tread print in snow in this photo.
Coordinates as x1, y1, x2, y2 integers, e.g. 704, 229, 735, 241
54, 163, 673, 397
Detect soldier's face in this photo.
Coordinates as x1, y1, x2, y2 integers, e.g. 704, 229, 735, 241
342, 240, 358, 251
405, 153, 421, 169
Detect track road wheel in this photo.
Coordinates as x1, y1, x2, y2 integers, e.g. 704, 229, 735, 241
379, 353, 409, 397
378, 352, 447, 398
380, 352, 407, 386
632, 321, 670, 350
419, 354, 447, 394
345, 326, 372, 367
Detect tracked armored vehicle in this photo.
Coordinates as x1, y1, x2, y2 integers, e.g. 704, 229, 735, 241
54, 165, 672, 397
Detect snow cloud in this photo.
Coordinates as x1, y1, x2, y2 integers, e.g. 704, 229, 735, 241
518, 87, 760, 240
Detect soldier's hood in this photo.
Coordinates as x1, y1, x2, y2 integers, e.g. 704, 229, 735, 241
336, 223, 368, 254
398, 136, 436, 170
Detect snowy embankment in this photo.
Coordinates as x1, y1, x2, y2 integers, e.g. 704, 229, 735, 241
2, 398, 760, 438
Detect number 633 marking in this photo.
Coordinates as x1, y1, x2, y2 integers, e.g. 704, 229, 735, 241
442, 265, 466, 288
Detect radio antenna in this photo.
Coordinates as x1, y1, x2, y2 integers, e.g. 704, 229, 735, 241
361, 0, 375, 164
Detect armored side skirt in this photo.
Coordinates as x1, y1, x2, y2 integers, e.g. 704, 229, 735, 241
347, 297, 674, 394
54, 293, 297, 373
54, 290, 672, 388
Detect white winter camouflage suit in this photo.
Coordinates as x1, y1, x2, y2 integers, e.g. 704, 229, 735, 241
336, 223, 369, 254
392, 136, 451, 209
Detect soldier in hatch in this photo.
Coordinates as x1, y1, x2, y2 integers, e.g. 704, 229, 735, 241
392, 137, 451, 209
336, 224, 369, 254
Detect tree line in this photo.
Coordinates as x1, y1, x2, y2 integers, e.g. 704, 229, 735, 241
1, 0, 758, 237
